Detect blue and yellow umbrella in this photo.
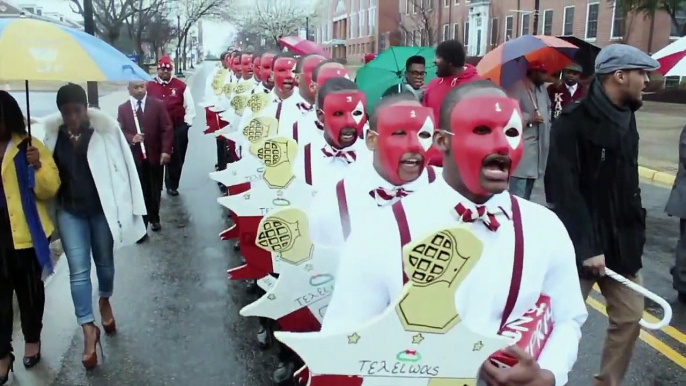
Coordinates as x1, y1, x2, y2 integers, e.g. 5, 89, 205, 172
0, 17, 151, 81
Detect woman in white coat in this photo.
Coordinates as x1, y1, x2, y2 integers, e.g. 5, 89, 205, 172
43, 84, 146, 370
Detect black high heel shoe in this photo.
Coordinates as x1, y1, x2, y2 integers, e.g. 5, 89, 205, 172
23, 341, 41, 368
0, 353, 15, 386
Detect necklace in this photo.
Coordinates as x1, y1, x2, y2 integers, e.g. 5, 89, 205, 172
68, 132, 81, 142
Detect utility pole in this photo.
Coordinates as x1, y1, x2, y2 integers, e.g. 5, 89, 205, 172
305, 17, 309, 40
532, 0, 540, 35
176, 14, 185, 77
83, 0, 99, 107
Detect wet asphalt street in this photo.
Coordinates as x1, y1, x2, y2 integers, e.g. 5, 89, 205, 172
6, 63, 686, 385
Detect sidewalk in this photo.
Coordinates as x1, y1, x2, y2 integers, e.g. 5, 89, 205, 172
635, 101, 685, 185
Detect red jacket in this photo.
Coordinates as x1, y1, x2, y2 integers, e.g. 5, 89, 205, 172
422, 64, 481, 167
117, 96, 173, 165
146, 78, 187, 126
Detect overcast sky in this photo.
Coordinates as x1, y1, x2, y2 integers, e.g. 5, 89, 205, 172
33, 1, 235, 53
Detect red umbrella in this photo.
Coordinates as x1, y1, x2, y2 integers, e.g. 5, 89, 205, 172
279, 36, 330, 58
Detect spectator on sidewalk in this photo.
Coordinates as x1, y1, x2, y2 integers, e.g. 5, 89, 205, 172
147, 56, 196, 197
0, 90, 60, 379
506, 60, 552, 200
547, 44, 659, 386
118, 81, 173, 235
381, 55, 426, 102
43, 83, 146, 370
665, 124, 686, 303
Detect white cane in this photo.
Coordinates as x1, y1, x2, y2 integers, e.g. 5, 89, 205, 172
132, 105, 147, 159
605, 268, 673, 330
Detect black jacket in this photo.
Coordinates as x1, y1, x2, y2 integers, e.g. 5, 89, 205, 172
547, 97, 646, 277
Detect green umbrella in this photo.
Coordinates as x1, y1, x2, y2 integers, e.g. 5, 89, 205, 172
355, 46, 436, 111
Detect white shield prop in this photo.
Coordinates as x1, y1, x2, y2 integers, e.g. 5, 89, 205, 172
275, 226, 513, 383
240, 207, 339, 324
257, 274, 278, 291
209, 157, 265, 187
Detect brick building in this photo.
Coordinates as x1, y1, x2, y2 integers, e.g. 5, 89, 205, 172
317, 0, 686, 63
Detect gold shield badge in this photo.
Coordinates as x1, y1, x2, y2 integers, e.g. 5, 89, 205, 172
247, 92, 272, 115
222, 83, 235, 97
235, 80, 255, 95
256, 207, 313, 265
243, 116, 279, 155
230, 94, 250, 115
256, 137, 297, 189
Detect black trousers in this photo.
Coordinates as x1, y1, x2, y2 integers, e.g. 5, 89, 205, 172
137, 160, 164, 225
0, 225, 45, 359
165, 124, 189, 191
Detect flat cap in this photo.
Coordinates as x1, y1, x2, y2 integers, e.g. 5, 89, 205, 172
595, 44, 660, 74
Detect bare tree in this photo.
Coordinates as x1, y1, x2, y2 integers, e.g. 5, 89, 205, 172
236, 0, 315, 46
124, 0, 169, 63
145, 15, 177, 61
391, 0, 437, 47
177, 0, 229, 69
70, 0, 136, 44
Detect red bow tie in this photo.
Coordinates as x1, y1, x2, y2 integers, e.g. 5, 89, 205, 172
314, 120, 324, 131
369, 187, 411, 206
321, 145, 356, 164
455, 203, 501, 231
297, 102, 313, 112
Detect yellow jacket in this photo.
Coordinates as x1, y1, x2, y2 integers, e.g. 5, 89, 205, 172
1, 133, 60, 249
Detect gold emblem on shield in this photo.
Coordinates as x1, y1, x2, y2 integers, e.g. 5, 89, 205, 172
396, 227, 483, 334
231, 94, 249, 115
247, 92, 271, 114
256, 137, 297, 189
256, 207, 314, 265
243, 117, 279, 156
222, 83, 234, 96
235, 80, 253, 95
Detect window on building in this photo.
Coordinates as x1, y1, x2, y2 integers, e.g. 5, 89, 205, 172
542, 10, 553, 35
505, 15, 513, 41
413, 0, 418, 14
464, 22, 470, 53
611, 1, 625, 39
665, 76, 682, 88
413, 29, 419, 46
562, 6, 574, 36
442, 23, 449, 41
406, 0, 411, 14
490, 18, 499, 47
444, 0, 450, 7
670, 9, 686, 37
521, 14, 530, 36
358, 10, 364, 37
586, 3, 599, 39
421, 28, 428, 45
453, 23, 459, 40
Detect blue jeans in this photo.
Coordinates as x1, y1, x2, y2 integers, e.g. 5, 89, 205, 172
57, 210, 114, 325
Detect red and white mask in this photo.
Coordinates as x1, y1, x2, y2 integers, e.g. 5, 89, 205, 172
231, 56, 241, 74
446, 96, 523, 196
260, 54, 276, 84
273, 57, 297, 91
241, 54, 253, 78
317, 66, 350, 88
321, 91, 367, 148
302, 55, 326, 88
253, 56, 262, 82
372, 105, 434, 185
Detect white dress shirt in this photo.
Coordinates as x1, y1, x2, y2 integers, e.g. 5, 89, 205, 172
308, 161, 439, 248
322, 175, 587, 386
291, 110, 323, 145
293, 134, 371, 190
566, 82, 578, 96
129, 95, 147, 112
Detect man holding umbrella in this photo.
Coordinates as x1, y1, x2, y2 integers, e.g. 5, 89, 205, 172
381, 55, 426, 102
147, 56, 196, 197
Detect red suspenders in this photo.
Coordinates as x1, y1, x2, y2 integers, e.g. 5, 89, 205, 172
304, 144, 312, 185
292, 121, 299, 143
335, 180, 352, 240
391, 194, 524, 329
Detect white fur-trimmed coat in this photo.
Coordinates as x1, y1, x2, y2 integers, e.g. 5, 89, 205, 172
42, 108, 147, 249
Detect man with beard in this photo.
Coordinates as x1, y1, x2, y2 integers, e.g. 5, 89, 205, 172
307, 93, 438, 248
547, 63, 585, 121
506, 61, 552, 200
290, 54, 327, 145
321, 80, 586, 386
146, 56, 196, 196
422, 40, 480, 167
547, 44, 659, 386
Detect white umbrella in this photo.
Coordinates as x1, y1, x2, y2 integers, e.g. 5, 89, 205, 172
651, 36, 686, 77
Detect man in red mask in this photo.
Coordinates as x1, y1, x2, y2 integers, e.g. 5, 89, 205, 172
290, 54, 327, 145
239, 52, 255, 83
293, 77, 369, 188
307, 93, 438, 248
319, 80, 587, 386
146, 56, 195, 196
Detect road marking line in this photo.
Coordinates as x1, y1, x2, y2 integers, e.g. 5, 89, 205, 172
593, 285, 686, 345
586, 297, 686, 369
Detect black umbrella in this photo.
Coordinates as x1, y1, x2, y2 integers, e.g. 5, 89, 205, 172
556, 36, 601, 77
